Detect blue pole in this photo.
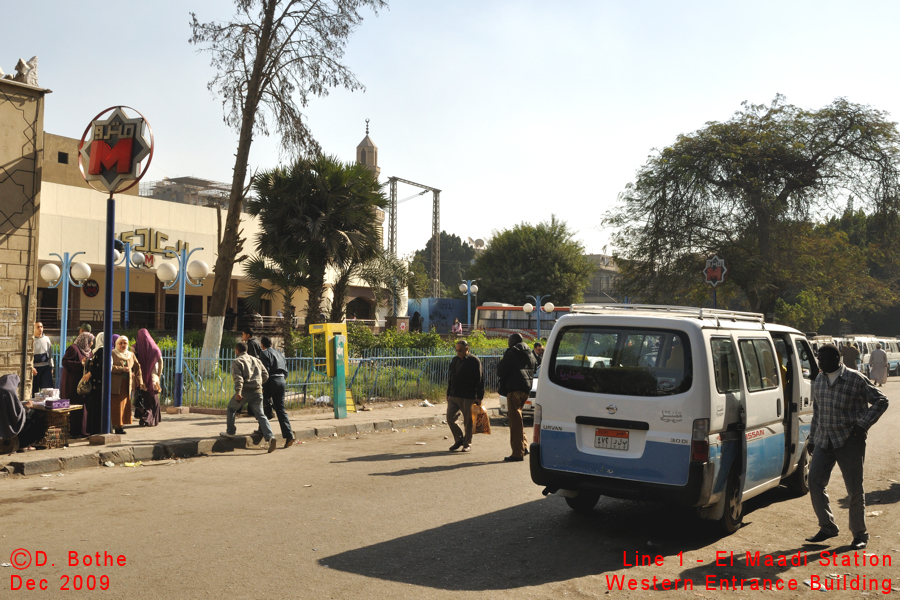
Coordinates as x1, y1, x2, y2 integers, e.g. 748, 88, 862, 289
124, 242, 131, 329
174, 248, 186, 407
58, 253, 70, 386
467, 280, 472, 326
102, 196, 115, 434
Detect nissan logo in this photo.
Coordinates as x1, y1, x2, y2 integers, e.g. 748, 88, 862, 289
606, 404, 617, 414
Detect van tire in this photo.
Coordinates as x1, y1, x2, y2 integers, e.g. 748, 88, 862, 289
786, 448, 810, 496
565, 491, 601, 514
719, 469, 743, 534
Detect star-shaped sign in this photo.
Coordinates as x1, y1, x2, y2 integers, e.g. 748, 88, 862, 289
703, 255, 728, 287
78, 107, 152, 193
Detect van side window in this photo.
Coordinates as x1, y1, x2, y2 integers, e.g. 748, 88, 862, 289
710, 337, 740, 393
794, 339, 818, 380
549, 326, 691, 396
738, 338, 779, 391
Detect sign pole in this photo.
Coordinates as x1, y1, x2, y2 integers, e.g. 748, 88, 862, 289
101, 194, 115, 434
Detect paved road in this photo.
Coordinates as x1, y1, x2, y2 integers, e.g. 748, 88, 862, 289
3, 386, 899, 599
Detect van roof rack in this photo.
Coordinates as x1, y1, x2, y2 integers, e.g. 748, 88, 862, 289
569, 303, 765, 327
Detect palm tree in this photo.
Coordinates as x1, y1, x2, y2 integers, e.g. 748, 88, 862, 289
247, 154, 388, 327
243, 251, 309, 355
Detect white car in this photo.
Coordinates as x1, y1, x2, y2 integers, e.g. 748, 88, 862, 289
499, 367, 539, 419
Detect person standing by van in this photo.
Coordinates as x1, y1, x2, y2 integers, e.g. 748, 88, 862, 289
446, 340, 484, 452
498, 333, 537, 462
840, 342, 860, 371
806, 343, 888, 550
869, 343, 888, 386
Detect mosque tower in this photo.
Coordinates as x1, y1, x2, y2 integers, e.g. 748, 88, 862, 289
356, 118, 380, 179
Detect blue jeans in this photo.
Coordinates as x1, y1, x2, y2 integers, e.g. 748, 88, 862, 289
226, 393, 274, 440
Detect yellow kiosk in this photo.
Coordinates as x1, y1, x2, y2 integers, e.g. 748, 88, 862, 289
308, 323, 355, 417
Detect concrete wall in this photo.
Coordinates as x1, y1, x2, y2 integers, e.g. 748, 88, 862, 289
0, 79, 47, 399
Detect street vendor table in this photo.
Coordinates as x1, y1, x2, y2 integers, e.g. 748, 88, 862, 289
31, 404, 83, 448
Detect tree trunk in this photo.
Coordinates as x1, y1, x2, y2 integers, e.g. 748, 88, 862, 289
200, 0, 278, 369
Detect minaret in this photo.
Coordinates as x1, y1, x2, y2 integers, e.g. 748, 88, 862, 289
356, 118, 380, 179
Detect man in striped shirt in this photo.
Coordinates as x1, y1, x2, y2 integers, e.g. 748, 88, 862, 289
805, 343, 888, 550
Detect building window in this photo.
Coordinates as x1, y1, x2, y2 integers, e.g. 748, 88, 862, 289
58, 152, 69, 164
360, 149, 367, 164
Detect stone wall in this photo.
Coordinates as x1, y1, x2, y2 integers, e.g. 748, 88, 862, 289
0, 78, 47, 400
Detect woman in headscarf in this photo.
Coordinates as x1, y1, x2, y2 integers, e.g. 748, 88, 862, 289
83, 332, 106, 435
133, 329, 162, 426
110, 335, 144, 435
59, 331, 94, 438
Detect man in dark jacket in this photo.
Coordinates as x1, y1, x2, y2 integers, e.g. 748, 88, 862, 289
446, 339, 484, 452
241, 327, 263, 358
259, 336, 295, 448
498, 333, 537, 462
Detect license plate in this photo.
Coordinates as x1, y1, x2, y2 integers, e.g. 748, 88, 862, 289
594, 428, 629, 451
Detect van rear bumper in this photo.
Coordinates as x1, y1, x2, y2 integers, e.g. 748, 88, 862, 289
530, 443, 713, 507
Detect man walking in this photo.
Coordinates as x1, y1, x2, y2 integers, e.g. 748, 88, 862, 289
259, 336, 295, 448
32, 321, 54, 389
446, 340, 483, 452
805, 344, 888, 549
840, 342, 860, 371
222, 341, 277, 453
498, 333, 537, 462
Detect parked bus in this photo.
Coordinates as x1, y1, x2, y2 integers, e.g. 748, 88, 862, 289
473, 303, 571, 339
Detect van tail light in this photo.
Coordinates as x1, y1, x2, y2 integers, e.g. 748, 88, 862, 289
533, 403, 542, 444
691, 418, 709, 462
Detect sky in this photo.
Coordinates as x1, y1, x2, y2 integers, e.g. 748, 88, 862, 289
5, 0, 900, 262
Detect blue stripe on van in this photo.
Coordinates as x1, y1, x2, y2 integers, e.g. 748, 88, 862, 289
744, 432, 785, 489
540, 430, 690, 485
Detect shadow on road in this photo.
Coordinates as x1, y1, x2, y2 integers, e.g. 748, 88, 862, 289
322, 497, 722, 591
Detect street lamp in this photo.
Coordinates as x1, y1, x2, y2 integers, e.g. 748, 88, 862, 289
459, 280, 479, 327
113, 242, 146, 329
156, 247, 208, 407
41, 253, 91, 385
523, 295, 554, 340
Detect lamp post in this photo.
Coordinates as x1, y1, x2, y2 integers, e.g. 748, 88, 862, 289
113, 242, 145, 330
40, 253, 91, 386
523, 295, 554, 340
459, 280, 479, 327
156, 247, 209, 408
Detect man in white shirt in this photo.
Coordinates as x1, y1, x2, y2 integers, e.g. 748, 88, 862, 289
32, 322, 54, 389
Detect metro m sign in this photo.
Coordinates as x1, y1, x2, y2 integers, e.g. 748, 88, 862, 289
78, 106, 153, 194
703, 255, 728, 287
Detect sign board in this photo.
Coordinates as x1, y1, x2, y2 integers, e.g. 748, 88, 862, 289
78, 106, 153, 194
703, 255, 728, 288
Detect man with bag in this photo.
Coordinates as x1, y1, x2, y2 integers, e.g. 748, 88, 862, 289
498, 333, 537, 462
221, 341, 277, 453
446, 340, 484, 452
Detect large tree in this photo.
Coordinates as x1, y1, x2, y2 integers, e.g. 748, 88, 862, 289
411, 231, 477, 298
606, 96, 900, 317
190, 0, 386, 359
471, 216, 594, 306
247, 153, 388, 326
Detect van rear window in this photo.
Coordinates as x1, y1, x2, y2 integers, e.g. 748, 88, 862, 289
549, 326, 692, 396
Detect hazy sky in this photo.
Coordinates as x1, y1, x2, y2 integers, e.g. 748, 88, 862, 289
4, 0, 900, 262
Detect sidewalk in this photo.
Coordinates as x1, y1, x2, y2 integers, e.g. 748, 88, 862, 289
1, 396, 502, 477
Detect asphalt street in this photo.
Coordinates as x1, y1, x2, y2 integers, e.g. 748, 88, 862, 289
3, 385, 899, 599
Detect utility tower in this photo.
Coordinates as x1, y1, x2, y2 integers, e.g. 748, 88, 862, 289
388, 177, 441, 298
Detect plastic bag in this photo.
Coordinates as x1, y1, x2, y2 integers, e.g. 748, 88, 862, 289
471, 402, 491, 435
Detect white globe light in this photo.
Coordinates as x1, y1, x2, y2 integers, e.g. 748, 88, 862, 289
156, 262, 177, 283
459, 283, 468, 294
40, 263, 61, 284
71, 262, 91, 282
523, 302, 534, 314
187, 260, 210, 280
131, 252, 145, 267
470, 284, 478, 294
113, 249, 122, 263
543, 302, 555, 313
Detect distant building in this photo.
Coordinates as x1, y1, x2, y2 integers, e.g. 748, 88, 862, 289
139, 176, 233, 210
583, 254, 621, 303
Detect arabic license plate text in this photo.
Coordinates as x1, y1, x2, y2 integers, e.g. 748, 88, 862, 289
594, 428, 629, 451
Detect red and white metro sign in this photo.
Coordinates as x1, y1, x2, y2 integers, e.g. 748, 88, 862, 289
78, 106, 153, 194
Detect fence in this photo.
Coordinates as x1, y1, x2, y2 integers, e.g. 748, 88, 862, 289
48, 344, 503, 409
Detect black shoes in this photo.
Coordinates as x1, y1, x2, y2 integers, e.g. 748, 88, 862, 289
503, 456, 524, 462
114, 428, 126, 435
805, 530, 839, 543
851, 537, 868, 549
449, 441, 463, 451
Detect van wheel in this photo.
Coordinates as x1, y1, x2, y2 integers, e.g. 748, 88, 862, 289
786, 448, 810, 496
565, 492, 601, 514
719, 469, 743, 534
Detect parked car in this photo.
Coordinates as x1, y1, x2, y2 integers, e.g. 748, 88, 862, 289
499, 366, 539, 419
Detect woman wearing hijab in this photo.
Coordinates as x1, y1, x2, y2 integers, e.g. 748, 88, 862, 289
83, 332, 106, 435
110, 335, 144, 435
1, 374, 48, 454
134, 329, 162, 426
60, 331, 94, 438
